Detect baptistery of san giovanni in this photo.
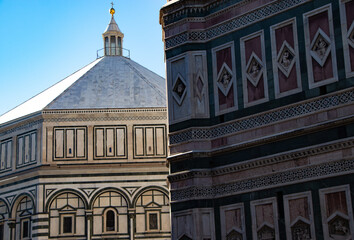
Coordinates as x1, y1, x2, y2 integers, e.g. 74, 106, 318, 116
0, 6, 170, 240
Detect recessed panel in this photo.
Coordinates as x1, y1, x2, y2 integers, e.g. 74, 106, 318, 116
0, 143, 5, 170
106, 128, 115, 157
24, 135, 30, 163
155, 127, 165, 156
31, 133, 36, 161
55, 130, 64, 158
135, 128, 144, 156
145, 127, 154, 156
18, 137, 24, 165
76, 129, 85, 157
6, 141, 11, 168
96, 129, 104, 157
116, 128, 125, 157
66, 129, 74, 158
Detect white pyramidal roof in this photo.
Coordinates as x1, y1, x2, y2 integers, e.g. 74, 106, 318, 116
0, 56, 166, 125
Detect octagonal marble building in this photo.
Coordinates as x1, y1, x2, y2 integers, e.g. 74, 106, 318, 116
0, 9, 170, 240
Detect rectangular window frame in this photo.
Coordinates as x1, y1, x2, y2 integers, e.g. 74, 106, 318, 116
146, 210, 160, 232
0, 222, 4, 240
16, 131, 37, 169
0, 138, 12, 173
93, 125, 127, 160
133, 125, 167, 159
20, 217, 31, 240
53, 126, 87, 161
60, 213, 76, 236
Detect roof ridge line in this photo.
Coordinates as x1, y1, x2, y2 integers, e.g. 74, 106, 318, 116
43, 58, 103, 109
121, 58, 165, 100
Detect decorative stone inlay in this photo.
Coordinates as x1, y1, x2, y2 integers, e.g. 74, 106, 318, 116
169, 89, 354, 145
246, 53, 263, 86
291, 219, 311, 240
170, 158, 354, 202
164, 0, 310, 49
257, 224, 275, 240
277, 41, 296, 77
310, 28, 331, 67
328, 213, 351, 238
217, 64, 233, 96
195, 72, 204, 101
347, 21, 354, 48
227, 229, 243, 240
172, 74, 187, 106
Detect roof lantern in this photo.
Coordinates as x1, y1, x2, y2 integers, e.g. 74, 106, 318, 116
103, 2, 124, 56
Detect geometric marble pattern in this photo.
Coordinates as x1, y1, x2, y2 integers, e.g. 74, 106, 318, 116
169, 89, 354, 145
172, 74, 187, 106
347, 21, 354, 49
165, 0, 310, 49
246, 53, 263, 86
217, 63, 233, 96
277, 41, 296, 77
310, 28, 331, 67
170, 158, 354, 201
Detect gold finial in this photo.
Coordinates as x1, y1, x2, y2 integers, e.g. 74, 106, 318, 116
110, 2, 115, 15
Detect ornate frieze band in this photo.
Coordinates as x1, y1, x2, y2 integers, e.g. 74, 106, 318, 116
44, 116, 167, 122
165, 0, 310, 49
0, 120, 43, 138
170, 158, 354, 202
168, 138, 354, 182
169, 89, 354, 145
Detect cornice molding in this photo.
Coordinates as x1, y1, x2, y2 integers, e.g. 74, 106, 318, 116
163, 0, 310, 49
169, 88, 354, 145
170, 158, 354, 202
168, 138, 354, 182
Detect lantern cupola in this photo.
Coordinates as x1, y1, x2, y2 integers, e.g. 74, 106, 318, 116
103, 2, 124, 56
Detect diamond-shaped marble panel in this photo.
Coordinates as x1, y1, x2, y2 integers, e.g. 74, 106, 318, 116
277, 41, 296, 78
172, 74, 187, 106
195, 72, 204, 101
246, 52, 263, 86
347, 21, 354, 48
217, 63, 233, 96
310, 28, 331, 67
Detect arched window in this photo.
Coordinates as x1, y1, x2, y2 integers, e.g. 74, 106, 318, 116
135, 189, 169, 232
105, 209, 116, 232
14, 196, 34, 240
118, 37, 122, 55
110, 36, 116, 55
105, 37, 109, 55
49, 192, 86, 237
92, 191, 128, 235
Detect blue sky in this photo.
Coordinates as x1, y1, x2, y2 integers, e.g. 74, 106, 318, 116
0, 0, 166, 116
